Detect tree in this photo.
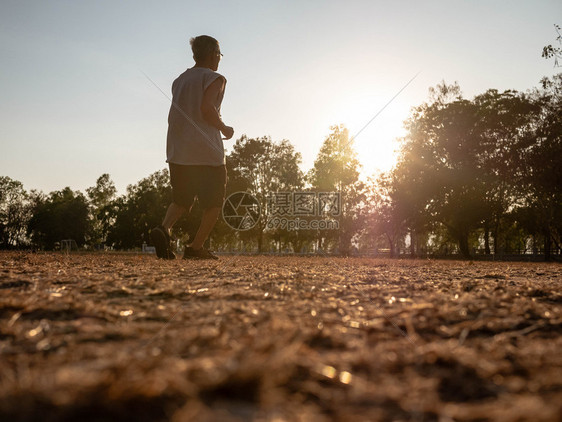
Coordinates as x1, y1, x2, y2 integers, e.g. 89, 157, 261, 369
362, 174, 407, 257
516, 74, 562, 260
308, 125, 366, 255
28, 188, 90, 249
471, 89, 538, 254
226, 135, 304, 252
0, 176, 30, 248
106, 170, 171, 250
542, 24, 562, 67
394, 82, 537, 258
392, 78, 557, 259
395, 87, 482, 257
86, 173, 117, 247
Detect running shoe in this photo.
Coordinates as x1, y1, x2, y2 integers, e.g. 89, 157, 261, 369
150, 226, 175, 259
182, 246, 219, 260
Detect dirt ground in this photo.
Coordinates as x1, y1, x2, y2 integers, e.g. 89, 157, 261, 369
0, 252, 561, 422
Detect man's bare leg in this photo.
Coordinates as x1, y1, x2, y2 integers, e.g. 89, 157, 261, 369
162, 202, 187, 233
189, 207, 220, 250
151, 202, 186, 259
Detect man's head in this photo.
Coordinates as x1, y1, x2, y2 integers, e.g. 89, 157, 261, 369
190, 35, 221, 71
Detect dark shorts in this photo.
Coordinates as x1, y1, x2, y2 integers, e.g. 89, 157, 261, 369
169, 163, 227, 210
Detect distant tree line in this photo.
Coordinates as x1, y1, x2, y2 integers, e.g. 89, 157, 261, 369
1, 75, 560, 260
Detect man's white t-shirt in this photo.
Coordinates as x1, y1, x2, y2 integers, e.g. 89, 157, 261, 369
166, 67, 226, 166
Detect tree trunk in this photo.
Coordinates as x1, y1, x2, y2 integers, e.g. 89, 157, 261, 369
484, 221, 491, 255
410, 230, 416, 258
544, 228, 551, 262
257, 230, 263, 253
492, 222, 499, 255
386, 233, 395, 258
338, 231, 345, 256
458, 232, 471, 259
316, 236, 323, 252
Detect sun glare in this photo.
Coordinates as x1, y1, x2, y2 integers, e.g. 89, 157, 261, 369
332, 94, 409, 178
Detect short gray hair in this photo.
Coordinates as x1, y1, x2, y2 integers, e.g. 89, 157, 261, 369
190, 35, 219, 62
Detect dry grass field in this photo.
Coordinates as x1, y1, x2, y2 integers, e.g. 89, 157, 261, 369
0, 252, 561, 421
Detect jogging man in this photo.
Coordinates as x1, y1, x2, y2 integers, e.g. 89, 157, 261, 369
151, 35, 233, 260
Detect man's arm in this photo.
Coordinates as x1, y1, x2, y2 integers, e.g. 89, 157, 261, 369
201, 77, 234, 140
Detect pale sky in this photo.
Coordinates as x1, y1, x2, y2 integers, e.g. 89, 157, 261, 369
1, 0, 560, 195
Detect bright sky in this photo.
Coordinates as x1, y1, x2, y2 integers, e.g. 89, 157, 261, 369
1, 0, 560, 195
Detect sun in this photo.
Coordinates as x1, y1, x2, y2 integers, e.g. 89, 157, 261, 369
332, 94, 409, 178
